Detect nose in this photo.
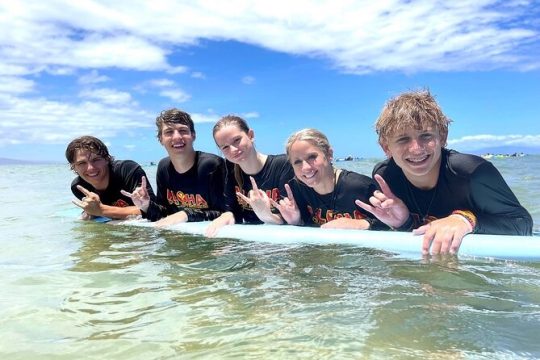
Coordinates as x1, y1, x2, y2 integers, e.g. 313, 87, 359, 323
86, 160, 97, 171
410, 138, 424, 152
301, 160, 311, 172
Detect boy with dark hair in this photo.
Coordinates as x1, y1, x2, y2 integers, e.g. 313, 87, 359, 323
66, 135, 155, 220
123, 109, 225, 225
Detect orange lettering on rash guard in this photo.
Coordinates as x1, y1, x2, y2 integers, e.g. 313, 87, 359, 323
166, 189, 208, 209
307, 206, 365, 226
112, 199, 130, 207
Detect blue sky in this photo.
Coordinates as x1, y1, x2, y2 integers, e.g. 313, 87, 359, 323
1, 0, 539, 163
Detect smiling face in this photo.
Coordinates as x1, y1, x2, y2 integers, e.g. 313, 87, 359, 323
381, 126, 443, 189
288, 139, 335, 194
213, 124, 255, 164
159, 123, 196, 157
72, 149, 110, 190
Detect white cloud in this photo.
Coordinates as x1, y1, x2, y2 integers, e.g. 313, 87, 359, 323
191, 113, 220, 124
149, 79, 175, 87
448, 134, 540, 151
145, 78, 191, 103
0, 0, 538, 154
242, 76, 256, 85
159, 89, 191, 103
0, 77, 35, 94
0, 93, 152, 146
79, 88, 135, 105
79, 70, 110, 84
191, 71, 205, 79
1, 0, 537, 76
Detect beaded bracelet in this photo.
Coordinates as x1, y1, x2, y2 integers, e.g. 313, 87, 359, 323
451, 210, 477, 232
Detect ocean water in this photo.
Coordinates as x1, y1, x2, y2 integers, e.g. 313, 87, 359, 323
1, 156, 540, 359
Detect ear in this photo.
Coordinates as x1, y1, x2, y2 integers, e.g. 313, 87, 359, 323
328, 147, 334, 162
248, 129, 255, 140
440, 133, 447, 148
192, 132, 197, 142
380, 141, 392, 158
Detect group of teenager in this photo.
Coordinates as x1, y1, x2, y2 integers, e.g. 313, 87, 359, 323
66, 90, 533, 255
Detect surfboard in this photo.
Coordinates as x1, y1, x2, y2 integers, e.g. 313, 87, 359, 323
58, 208, 540, 262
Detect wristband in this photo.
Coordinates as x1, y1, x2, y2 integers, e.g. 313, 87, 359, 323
393, 214, 415, 232
451, 210, 477, 232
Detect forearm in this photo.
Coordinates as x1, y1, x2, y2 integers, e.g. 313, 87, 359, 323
322, 218, 370, 230
142, 201, 167, 222
475, 212, 533, 235
99, 205, 141, 219
184, 208, 223, 222
257, 211, 284, 225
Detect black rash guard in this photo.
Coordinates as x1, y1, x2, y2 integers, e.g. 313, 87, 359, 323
71, 160, 156, 208
144, 151, 225, 222
373, 148, 533, 235
288, 169, 387, 229
224, 154, 295, 224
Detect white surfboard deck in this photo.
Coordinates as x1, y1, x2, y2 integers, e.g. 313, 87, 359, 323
64, 210, 540, 261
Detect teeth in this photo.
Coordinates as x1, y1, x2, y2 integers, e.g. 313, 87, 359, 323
408, 155, 427, 163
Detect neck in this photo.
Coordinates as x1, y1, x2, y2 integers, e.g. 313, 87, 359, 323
404, 156, 441, 190
171, 150, 196, 174
315, 167, 338, 195
240, 152, 267, 175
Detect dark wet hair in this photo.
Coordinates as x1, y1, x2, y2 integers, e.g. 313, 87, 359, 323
155, 108, 195, 141
65, 135, 113, 168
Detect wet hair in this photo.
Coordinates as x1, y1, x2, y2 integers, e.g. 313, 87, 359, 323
155, 108, 195, 141
65, 135, 113, 168
212, 115, 251, 190
375, 90, 452, 146
286, 128, 332, 160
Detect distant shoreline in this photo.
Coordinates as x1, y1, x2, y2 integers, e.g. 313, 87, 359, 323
0, 157, 63, 165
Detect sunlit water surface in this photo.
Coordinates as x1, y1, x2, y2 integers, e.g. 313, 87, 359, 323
1, 157, 539, 359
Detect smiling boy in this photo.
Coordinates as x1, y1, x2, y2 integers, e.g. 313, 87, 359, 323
66, 135, 155, 220
124, 109, 225, 226
356, 90, 532, 255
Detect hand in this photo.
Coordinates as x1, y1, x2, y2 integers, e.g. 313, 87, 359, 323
120, 176, 150, 212
205, 212, 235, 238
270, 183, 301, 225
321, 217, 370, 230
72, 185, 103, 216
355, 174, 410, 228
414, 214, 473, 255
236, 176, 281, 224
154, 211, 188, 228
80, 211, 93, 221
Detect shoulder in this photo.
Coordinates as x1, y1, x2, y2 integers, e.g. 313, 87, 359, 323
339, 169, 376, 188
111, 159, 143, 173
197, 151, 224, 165
373, 157, 397, 177
157, 156, 171, 167
196, 151, 225, 172
268, 153, 289, 165
444, 149, 492, 177
111, 160, 143, 176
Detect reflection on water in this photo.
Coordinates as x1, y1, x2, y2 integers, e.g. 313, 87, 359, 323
1, 161, 540, 358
